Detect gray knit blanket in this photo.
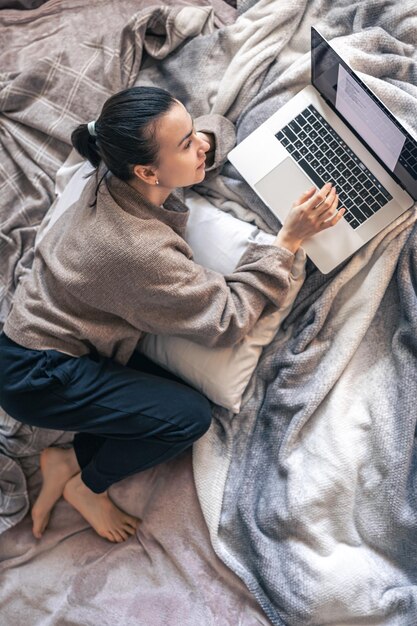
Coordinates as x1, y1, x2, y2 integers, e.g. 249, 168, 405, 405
1, 0, 417, 624
139, 1, 417, 624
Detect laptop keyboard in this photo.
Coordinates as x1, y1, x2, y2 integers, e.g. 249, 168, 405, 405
275, 104, 392, 229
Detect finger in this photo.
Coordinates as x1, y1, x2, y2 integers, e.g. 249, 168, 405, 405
295, 185, 317, 206
322, 207, 346, 228
307, 182, 333, 209
319, 186, 337, 212
317, 189, 339, 219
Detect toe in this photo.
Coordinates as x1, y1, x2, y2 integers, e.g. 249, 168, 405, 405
111, 530, 125, 543
32, 508, 50, 534
32, 514, 41, 535
40, 518, 49, 534
123, 523, 136, 536
118, 528, 129, 541
32, 526, 42, 539
125, 516, 139, 529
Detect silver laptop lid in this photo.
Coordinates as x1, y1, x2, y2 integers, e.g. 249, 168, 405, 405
311, 26, 417, 201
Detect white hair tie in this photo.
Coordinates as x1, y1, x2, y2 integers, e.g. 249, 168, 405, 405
87, 120, 97, 137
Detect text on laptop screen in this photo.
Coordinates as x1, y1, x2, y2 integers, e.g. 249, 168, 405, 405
311, 27, 417, 200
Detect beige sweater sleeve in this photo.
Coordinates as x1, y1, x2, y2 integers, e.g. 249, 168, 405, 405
72, 220, 295, 349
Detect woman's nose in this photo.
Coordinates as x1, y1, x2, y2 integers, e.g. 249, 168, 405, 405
199, 137, 210, 154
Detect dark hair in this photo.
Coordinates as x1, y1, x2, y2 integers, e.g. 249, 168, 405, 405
71, 86, 177, 181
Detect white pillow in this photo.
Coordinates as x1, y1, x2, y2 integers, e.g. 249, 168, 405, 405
44, 154, 306, 413
139, 191, 306, 412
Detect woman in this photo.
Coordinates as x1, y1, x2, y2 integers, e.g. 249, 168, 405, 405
0, 86, 344, 543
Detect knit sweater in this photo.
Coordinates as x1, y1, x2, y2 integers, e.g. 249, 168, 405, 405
4, 114, 296, 365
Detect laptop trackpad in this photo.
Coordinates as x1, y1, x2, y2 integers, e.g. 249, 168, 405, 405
254, 157, 319, 222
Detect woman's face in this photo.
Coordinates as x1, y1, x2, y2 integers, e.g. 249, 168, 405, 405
151, 101, 211, 188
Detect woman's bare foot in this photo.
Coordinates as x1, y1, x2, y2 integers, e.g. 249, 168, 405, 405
31, 446, 81, 539
63, 473, 140, 543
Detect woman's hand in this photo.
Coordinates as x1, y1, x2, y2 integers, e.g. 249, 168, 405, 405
274, 182, 345, 253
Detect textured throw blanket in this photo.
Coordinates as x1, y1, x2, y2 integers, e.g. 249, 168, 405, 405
137, 0, 417, 624
1, 0, 417, 624
197, 5, 417, 626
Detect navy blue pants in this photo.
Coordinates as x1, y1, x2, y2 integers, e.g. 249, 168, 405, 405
0, 332, 212, 493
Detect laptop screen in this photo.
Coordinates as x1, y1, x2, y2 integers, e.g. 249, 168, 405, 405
311, 27, 417, 200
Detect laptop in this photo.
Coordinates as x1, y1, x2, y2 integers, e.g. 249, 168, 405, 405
228, 26, 417, 274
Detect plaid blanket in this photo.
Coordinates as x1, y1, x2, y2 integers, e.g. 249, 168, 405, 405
0, 0, 217, 326
0, 0, 218, 532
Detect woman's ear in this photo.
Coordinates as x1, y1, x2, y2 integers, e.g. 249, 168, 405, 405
133, 164, 158, 185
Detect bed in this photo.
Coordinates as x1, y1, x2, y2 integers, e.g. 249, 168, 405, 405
1, 0, 417, 624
